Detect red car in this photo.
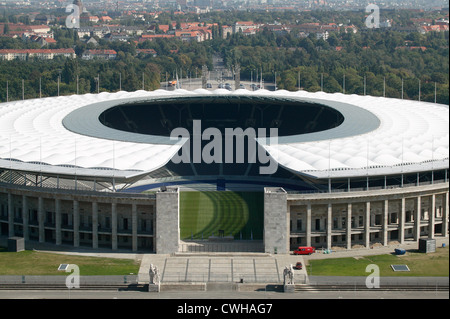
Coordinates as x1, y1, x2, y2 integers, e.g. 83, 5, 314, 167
293, 246, 315, 255
294, 262, 303, 270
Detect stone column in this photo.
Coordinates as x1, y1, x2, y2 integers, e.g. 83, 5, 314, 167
263, 188, 288, 254
414, 196, 421, 241
92, 201, 98, 249
365, 201, 370, 248
443, 192, 449, 238
132, 203, 138, 252
111, 202, 118, 250
38, 197, 45, 243
22, 195, 29, 241
306, 203, 312, 247
325, 203, 333, 249
383, 200, 389, 246
55, 199, 62, 245
399, 198, 405, 244
429, 194, 435, 239
346, 203, 352, 250
152, 205, 156, 252
326, 203, 332, 250
8, 193, 14, 237
156, 188, 180, 254
73, 200, 80, 247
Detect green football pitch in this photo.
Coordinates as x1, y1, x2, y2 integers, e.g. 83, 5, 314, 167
179, 191, 264, 240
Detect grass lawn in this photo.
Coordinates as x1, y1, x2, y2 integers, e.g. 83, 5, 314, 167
0, 247, 140, 276
306, 247, 449, 277
179, 191, 263, 240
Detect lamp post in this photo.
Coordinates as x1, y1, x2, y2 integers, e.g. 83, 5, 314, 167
364, 75, 366, 96
418, 79, 421, 101
343, 74, 345, 94
321, 73, 323, 92
94, 74, 100, 94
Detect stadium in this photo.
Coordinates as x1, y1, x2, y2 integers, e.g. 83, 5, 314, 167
0, 88, 448, 254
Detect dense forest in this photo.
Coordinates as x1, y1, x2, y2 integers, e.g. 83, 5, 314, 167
0, 10, 448, 104
217, 28, 449, 103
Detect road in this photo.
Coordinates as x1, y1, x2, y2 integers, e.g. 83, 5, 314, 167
160, 52, 276, 91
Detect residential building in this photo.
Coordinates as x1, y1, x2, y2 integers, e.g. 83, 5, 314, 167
316, 30, 329, 41
221, 25, 233, 39
139, 34, 175, 42
419, 24, 449, 34
0, 49, 76, 61
81, 49, 117, 60
137, 49, 158, 57
234, 21, 260, 33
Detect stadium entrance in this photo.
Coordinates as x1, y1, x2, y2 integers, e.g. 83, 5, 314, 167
179, 191, 264, 253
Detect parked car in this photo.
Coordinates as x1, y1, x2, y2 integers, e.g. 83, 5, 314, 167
293, 246, 315, 255
294, 262, 303, 270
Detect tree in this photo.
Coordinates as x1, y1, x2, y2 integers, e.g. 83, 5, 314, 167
144, 63, 161, 90
279, 70, 297, 91
62, 59, 78, 84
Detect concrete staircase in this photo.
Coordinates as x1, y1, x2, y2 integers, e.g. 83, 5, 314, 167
138, 253, 307, 285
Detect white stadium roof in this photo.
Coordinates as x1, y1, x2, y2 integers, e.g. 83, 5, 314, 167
0, 89, 448, 180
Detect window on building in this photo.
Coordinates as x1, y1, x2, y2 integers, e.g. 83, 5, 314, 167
297, 219, 302, 231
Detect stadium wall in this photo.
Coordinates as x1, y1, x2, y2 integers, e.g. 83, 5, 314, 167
0, 183, 156, 252
286, 182, 449, 252
0, 181, 448, 254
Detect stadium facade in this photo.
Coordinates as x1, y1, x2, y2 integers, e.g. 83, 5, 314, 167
0, 89, 448, 254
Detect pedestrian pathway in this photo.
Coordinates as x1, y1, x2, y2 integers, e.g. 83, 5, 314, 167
304, 238, 448, 261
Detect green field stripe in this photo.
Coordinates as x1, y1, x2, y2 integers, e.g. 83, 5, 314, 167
238, 192, 263, 239
201, 191, 220, 237
216, 192, 248, 237
180, 191, 210, 239
181, 191, 198, 238
191, 192, 214, 239
226, 192, 249, 237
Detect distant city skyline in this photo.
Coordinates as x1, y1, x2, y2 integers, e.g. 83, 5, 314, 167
0, 0, 449, 10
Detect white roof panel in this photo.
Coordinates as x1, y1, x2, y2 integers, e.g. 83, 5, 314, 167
0, 90, 448, 180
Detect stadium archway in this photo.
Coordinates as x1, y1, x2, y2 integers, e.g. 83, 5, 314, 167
178, 190, 264, 253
